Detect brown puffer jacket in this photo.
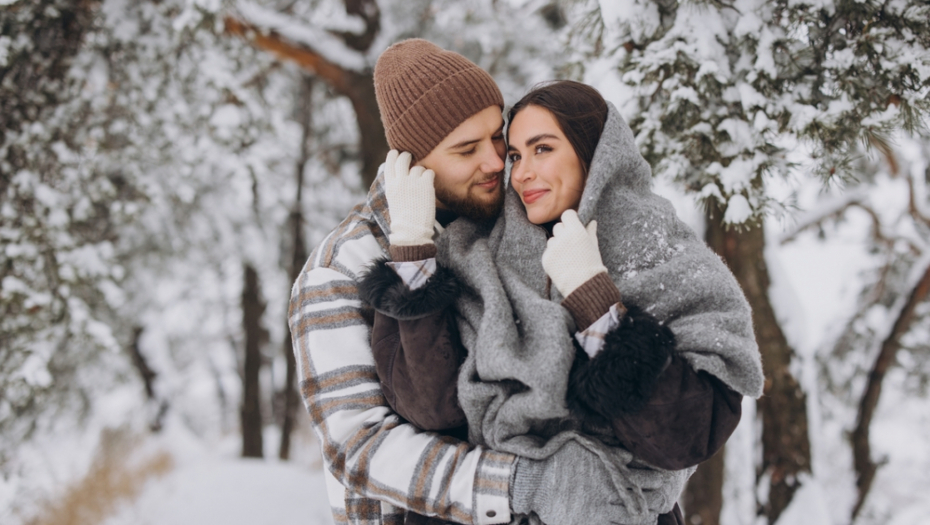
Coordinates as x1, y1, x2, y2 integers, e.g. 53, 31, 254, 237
360, 244, 741, 525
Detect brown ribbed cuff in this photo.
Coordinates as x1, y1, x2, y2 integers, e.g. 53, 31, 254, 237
562, 272, 624, 331
389, 243, 437, 262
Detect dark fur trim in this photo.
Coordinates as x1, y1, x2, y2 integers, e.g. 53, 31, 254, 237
568, 305, 675, 419
358, 257, 461, 320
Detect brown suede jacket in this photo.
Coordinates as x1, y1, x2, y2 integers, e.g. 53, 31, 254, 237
359, 241, 742, 525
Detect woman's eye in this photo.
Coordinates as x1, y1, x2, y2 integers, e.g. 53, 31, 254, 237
460, 148, 476, 157
535, 145, 552, 155
508, 152, 521, 163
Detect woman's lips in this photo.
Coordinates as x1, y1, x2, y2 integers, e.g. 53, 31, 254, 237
522, 188, 548, 204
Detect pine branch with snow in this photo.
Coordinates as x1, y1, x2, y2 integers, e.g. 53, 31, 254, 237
576, 0, 930, 224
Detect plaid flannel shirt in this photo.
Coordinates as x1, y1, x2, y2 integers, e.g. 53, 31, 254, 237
386, 258, 437, 290
574, 303, 624, 358
288, 173, 514, 525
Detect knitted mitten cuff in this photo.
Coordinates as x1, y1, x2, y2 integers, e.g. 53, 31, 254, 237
389, 243, 437, 262
509, 457, 545, 515
561, 272, 624, 331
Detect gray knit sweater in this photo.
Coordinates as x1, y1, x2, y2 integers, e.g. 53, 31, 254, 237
436, 102, 763, 525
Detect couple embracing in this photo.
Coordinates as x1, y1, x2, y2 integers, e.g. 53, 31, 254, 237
288, 39, 764, 525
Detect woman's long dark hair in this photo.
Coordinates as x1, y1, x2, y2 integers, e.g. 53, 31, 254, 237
507, 80, 608, 175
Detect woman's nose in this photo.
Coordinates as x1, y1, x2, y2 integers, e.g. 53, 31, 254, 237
511, 162, 534, 184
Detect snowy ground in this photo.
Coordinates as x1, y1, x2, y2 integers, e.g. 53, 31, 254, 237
3, 414, 335, 525
104, 454, 334, 525
11, 398, 929, 525
100, 422, 334, 525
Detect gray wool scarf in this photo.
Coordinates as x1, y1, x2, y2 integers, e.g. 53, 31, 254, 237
436, 103, 764, 525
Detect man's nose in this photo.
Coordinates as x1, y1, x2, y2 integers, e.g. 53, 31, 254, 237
480, 147, 505, 173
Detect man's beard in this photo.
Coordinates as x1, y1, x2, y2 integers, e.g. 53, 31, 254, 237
435, 172, 505, 222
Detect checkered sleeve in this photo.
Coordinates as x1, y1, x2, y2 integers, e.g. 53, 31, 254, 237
290, 220, 515, 525
575, 303, 624, 358
562, 272, 627, 358
386, 258, 437, 290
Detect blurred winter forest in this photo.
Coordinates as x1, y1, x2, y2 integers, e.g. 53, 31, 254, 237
1, 0, 929, 524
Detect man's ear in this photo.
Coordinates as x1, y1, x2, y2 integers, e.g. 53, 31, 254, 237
415, 159, 436, 176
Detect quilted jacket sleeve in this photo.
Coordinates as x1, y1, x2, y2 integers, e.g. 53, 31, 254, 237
562, 273, 743, 470
359, 243, 468, 432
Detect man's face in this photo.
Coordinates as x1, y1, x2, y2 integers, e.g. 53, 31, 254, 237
418, 106, 506, 221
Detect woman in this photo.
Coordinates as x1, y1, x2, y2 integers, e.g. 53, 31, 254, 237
361, 81, 763, 525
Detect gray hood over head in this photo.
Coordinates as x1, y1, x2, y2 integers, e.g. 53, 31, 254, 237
578, 102, 763, 397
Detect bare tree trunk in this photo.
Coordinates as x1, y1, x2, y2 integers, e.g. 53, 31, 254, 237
680, 210, 733, 525
127, 326, 169, 432
346, 73, 389, 188
682, 448, 725, 525
278, 316, 300, 460
129, 326, 157, 401
705, 205, 811, 524
850, 263, 930, 519
241, 264, 267, 458
279, 76, 313, 460
225, 0, 388, 189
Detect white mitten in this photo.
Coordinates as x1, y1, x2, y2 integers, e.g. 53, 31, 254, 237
384, 149, 436, 246
541, 209, 608, 297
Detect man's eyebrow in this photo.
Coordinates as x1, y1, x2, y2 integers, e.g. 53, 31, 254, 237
446, 126, 505, 150
447, 138, 480, 150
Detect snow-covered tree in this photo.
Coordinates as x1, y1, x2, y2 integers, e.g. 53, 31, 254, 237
784, 131, 930, 521
1, 0, 571, 511
566, 0, 930, 523
2, 0, 127, 466
574, 0, 930, 222
0, 0, 313, 469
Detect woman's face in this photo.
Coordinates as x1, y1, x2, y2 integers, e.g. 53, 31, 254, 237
507, 105, 585, 225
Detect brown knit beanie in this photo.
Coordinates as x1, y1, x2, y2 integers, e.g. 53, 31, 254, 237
374, 39, 504, 162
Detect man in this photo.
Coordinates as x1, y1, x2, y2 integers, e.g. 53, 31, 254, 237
289, 39, 624, 525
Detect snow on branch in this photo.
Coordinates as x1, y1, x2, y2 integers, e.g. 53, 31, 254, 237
779, 188, 869, 244
906, 173, 930, 229
779, 183, 926, 254
232, 1, 368, 73
224, 16, 354, 93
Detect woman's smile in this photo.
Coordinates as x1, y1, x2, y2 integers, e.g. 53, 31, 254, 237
521, 188, 550, 204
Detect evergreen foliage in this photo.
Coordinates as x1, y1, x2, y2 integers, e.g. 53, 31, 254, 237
0, 0, 300, 466
574, 0, 930, 223
0, 0, 567, 489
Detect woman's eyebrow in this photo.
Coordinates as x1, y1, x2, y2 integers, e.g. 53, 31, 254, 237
524, 133, 559, 147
